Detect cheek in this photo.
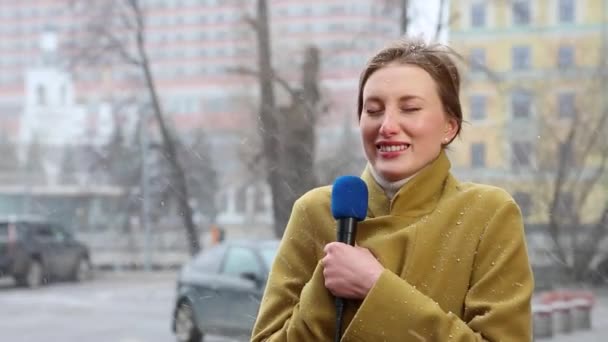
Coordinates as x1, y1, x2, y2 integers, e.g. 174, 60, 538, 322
411, 118, 446, 141
359, 120, 377, 144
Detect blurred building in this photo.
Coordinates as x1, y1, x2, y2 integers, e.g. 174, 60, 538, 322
449, 0, 608, 271
20, 31, 115, 158
0, 1, 401, 234
449, 0, 607, 221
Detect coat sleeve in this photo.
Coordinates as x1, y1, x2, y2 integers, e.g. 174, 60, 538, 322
251, 197, 336, 341
342, 200, 534, 342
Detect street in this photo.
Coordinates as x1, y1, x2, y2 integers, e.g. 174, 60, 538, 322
0, 271, 241, 342
3, 270, 608, 342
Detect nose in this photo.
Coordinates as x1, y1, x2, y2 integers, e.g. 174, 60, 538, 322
379, 111, 399, 137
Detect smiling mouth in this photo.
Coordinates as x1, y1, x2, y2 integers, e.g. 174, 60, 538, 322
377, 144, 410, 152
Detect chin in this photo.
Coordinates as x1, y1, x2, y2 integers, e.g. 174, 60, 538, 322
378, 168, 413, 182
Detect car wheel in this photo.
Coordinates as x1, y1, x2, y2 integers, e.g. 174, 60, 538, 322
175, 302, 203, 342
72, 257, 93, 282
15, 259, 44, 288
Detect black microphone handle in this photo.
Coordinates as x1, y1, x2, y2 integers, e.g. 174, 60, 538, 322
335, 217, 358, 342
337, 217, 357, 245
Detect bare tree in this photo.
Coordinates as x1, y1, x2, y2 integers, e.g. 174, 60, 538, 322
382, 0, 451, 39
458, 27, 608, 282
0, 138, 19, 178
399, 0, 409, 35
378, 0, 410, 35
85, 106, 143, 234
67, 0, 201, 255
316, 115, 365, 186
231, 0, 322, 237
533, 70, 608, 281
24, 139, 45, 183
179, 129, 220, 226
59, 145, 79, 185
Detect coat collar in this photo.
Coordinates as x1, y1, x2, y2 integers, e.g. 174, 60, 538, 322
361, 150, 451, 218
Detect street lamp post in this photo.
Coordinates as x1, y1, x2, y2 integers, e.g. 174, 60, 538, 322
139, 109, 152, 272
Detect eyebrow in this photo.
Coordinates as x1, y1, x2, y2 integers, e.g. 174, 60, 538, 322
398, 95, 424, 102
363, 95, 424, 103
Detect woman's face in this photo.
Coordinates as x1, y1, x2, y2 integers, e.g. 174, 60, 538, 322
359, 63, 458, 182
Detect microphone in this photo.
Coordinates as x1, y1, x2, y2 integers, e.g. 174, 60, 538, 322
330, 176, 368, 342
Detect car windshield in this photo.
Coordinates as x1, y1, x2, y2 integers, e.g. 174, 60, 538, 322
260, 247, 277, 269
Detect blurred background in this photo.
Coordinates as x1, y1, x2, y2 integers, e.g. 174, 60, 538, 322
0, 0, 606, 341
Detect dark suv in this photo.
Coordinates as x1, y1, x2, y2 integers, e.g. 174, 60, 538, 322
0, 216, 92, 288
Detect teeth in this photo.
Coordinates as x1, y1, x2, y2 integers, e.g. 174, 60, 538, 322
378, 145, 408, 152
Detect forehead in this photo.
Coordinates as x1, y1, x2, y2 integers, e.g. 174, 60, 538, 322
363, 64, 437, 99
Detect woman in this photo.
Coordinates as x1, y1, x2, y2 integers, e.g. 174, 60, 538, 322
251, 38, 533, 341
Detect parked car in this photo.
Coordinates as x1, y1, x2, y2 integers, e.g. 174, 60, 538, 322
0, 216, 93, 288
172, 239, 280, 342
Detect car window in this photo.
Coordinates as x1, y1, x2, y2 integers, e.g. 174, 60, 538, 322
31, 224, 54, 240
260, 247, 277, 269
51, 225, 73, 242
192, 244, 225, 273
222, 246, 261, 277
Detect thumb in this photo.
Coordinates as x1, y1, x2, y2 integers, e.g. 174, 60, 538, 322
355, 245, 370, 253
356, 245, 379, 259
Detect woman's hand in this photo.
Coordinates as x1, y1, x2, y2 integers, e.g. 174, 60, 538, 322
321, 242, 384, 299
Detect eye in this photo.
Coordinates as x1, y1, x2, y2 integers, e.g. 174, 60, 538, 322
401, 107, 421, 113
364, 107, 383, 116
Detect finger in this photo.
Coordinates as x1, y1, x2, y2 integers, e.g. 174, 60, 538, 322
320, 255, 328, 268
324, 241, 341, 254
357, 245, 376, 257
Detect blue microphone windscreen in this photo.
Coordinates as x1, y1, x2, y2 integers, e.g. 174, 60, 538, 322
331, 176, 368, 221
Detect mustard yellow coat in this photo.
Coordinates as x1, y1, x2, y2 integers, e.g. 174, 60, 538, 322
252, 151, 533, 341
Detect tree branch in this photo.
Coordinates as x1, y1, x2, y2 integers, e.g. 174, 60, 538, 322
227, 66, 297, 97
227, 66, 319, 119
576, 152, 608, 215
433, 0, 447, 42
452, 53, 503, 84
243, 14, 259, 33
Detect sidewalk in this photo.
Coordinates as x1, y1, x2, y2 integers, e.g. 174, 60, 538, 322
537, 287, 608, 341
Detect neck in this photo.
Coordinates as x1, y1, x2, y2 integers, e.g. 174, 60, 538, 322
369, 167, 412, 199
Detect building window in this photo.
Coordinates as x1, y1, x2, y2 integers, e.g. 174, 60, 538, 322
512, 141, 532, 169
513, 192, 532, 217
328, 23, 345, 32
471, 143, 486, 168
469, 48, 486, 71
557, 45, 574, 68
512, 0, 531, 25
235, 185, 248, 213
512, 90, 533, 118
559, 0, 575, 23
329, 5, 345, 14
558, 141, 576, 168
512, 45, 531, 70
36, 84, 46, 106
470, 95, 487, 121
253, 185, 267, 212
60, 85, 66, 105
217, 192, 229, 211
558, 92, 575, 119
471, 3, 486, 28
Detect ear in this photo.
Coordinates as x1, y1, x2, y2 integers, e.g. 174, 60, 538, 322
444, 116, 459, 142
